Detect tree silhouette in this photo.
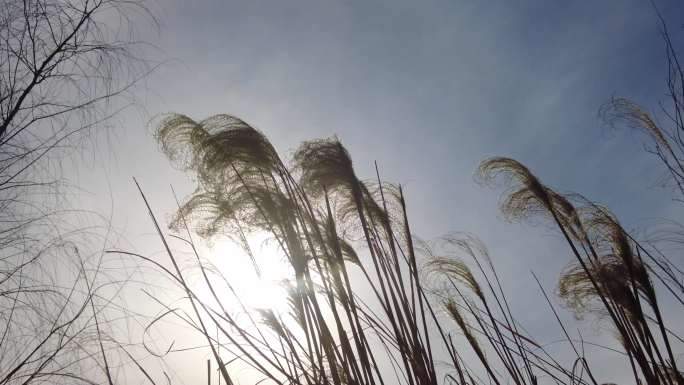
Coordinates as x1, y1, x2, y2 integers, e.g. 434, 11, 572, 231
0, 1, 157, 384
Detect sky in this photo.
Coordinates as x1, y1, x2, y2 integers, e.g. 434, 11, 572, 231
64, 0, 684, 383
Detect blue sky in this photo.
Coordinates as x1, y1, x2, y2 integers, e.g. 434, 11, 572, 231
70, 0, 684, 382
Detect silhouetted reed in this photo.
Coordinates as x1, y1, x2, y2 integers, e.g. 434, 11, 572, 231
129, 113, 682, 385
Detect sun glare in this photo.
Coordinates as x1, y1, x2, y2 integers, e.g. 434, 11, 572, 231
194, 233, 293, 314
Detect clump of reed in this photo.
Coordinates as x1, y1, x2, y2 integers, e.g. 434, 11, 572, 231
478, 157, 683, 385
135, 113, 682, 385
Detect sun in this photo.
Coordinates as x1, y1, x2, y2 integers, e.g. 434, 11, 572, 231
192, 233, 293, 314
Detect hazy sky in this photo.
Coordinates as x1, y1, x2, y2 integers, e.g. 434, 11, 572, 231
67, 0, 684, 382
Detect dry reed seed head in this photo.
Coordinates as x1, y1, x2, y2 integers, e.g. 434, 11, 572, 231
196, 116, 280, 174
154, 113, 209, 171
443, 298, 484, 352
600, 98, 671, 150
478, 158, 593, 244
439, 233, 491, 264
292, 138, 402, 243
582, 205, 631, 258
476, 157, 547, 199
364, 181, 404, 219
422, 234, 488, 299
558, 256, 642, 320
477, 157, 554, 219
331, 182, 395, 237
155, 113, 282, 187
168, 187, 235, 235
169, 179, 295, 240
579, 203, 651, 290
256, 309, 287, 338
155, 114, 305, 245
293, 137, 359, 197
155, 114, 322, 281
444, 298, 468, 330
549, 191, 588, 242
416, 237, 442, 286
320, 217, 361, 266
413, 236, 434, 259
426, 256, 483, 299
554, 195, 653, 310
557, 263, 607, 319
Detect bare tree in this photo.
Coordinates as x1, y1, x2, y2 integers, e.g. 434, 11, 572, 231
600, 4, 684, 200
0, 0, 156, 187
0, 1, 159, 384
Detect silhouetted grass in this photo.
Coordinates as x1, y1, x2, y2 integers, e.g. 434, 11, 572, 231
131, 113, 682, 385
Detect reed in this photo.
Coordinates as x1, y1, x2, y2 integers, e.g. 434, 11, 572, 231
132, 113, 682, 385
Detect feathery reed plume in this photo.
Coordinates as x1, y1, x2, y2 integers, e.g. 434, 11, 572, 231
600, 98, 671, 150
479, 158, 683, 385
476, 158, 587, 242
138, 113, 682, 385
